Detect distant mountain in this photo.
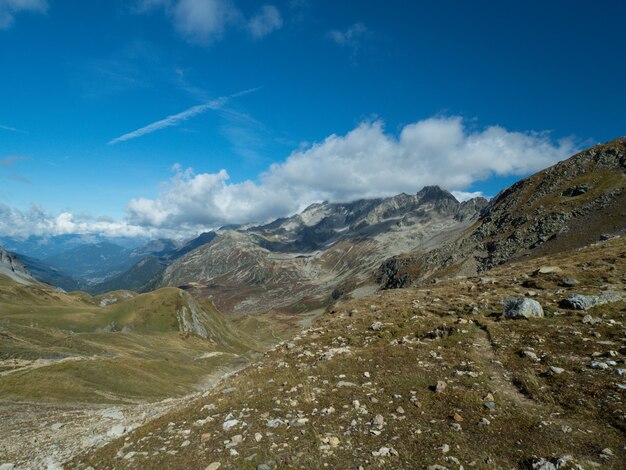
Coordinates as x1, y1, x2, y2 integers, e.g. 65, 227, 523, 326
17, 253, 85, 292
88, 255, 168, 294
88, 232, 217, 294
153, 187, 488, 314
130, 238, 178, 259
0, 234, 147, 260
164, 232, 217, 261
0, 246, 33, 284
378, 137, 626, 287
42, 241, 134, 284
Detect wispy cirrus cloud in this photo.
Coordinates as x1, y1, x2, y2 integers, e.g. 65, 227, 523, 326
108, 87, 260, 144
0, 124, 24, 133
0, 155, 29, 168
0, 0, 48, 29
0, 155, 30, 184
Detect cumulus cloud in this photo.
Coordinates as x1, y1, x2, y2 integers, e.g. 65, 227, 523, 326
248, 5, 282, 38
0, 116, 578, 238
125, 116, 577, 231
135, 0, 282, 44
0, 203, 177, 239
0, 0, 47, 29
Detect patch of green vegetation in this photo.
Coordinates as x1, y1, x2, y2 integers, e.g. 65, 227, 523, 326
0, 278, 260, 403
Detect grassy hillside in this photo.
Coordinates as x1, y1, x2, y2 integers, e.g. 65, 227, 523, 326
70, 236, 625, 469
0, 280, 264, 403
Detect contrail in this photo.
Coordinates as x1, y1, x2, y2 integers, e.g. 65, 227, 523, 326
0, 124, 24, 133
108, 87, 261, 145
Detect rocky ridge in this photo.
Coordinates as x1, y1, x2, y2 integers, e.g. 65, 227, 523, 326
156, 187, 488, 314
378, 137, 626, 288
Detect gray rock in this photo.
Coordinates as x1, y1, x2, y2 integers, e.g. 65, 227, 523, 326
531, 458, 557, 470
266, 418, 285, 428
222, 419, 239, 431
107, 424, 126, 437
563, 295, 600, 310
581, 314, 601, 325
560, 278, 579, 287
503, 297, 544, 319
562, 183, 590, 197
257, 465, 271, 470
562, 291, 623, 310
589, 361, 609, 370
520, 350, 540, 361
370, 321, 384, 331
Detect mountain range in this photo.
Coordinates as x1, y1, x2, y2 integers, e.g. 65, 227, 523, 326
1, 137, 625, 468
4, 138, 625, 317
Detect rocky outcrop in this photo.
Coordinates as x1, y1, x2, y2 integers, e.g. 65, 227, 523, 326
0, 246, 33, 284
378, 137, 626, 288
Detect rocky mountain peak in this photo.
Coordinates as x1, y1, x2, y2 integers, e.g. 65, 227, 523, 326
416, 185, 458, 203
378, 137, 626, 288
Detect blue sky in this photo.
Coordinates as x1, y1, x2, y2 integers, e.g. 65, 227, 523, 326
1, 0, 625, 238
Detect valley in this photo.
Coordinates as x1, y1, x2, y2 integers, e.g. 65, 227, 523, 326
0, 138, 624, 469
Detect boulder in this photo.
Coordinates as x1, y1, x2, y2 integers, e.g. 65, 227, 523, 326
503, 297, 544, 319
561, 291, 623, 310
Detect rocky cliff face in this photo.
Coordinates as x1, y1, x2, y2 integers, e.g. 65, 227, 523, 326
157, 188, 488, 313
0, 246, 33, 284
378, 137, 626, 288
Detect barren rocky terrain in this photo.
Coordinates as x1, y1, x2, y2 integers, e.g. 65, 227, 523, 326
68, 235, 625, 469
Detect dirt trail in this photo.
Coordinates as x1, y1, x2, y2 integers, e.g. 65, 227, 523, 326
0, 356, 102, 378
473, 321, 541, 409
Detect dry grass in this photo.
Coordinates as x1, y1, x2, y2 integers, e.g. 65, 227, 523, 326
69, 237, 626, 469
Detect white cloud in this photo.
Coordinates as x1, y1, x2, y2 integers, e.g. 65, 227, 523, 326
125, 116, 577, 231
328, 23, 368, 51
135, 0, 282, 44
0, 0, 47, 29
451, 190, 485, 202
0, 124, 23, 132
0, 203, 178, 239
108, 87, 259, 144
0, 116, 578, 239
172, 0, 240, 44
248, 5, 282, 38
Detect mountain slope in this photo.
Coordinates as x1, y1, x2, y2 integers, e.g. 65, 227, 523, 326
17, 253, 85, 292
0, 246, 33, 285
88, 232, 218, 295
378, 137, 626, 287
0, 275, 263, 404
70, 235, 626, 469
156, 188, 488, 313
